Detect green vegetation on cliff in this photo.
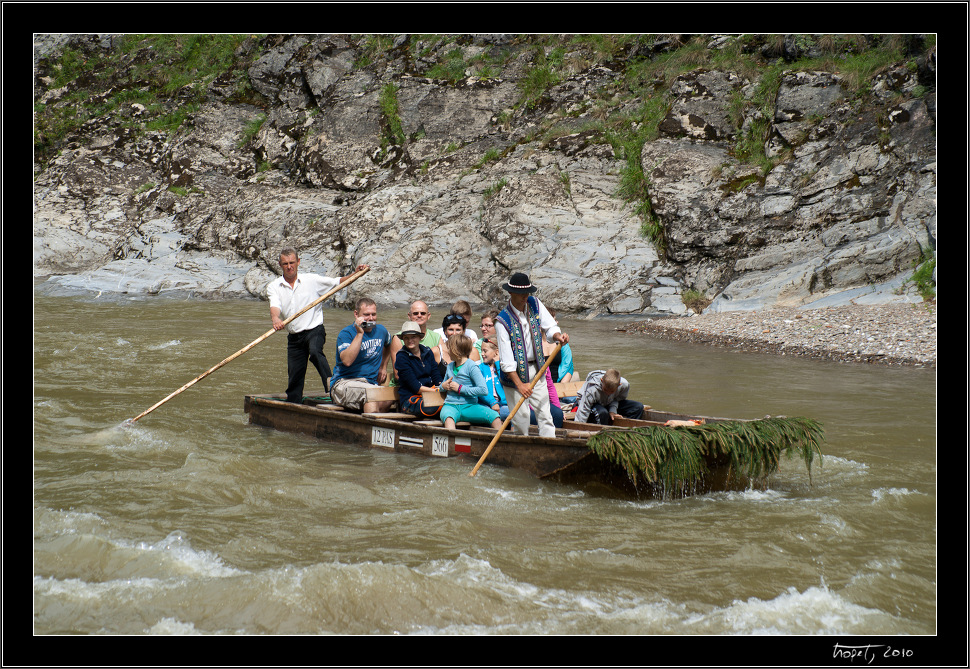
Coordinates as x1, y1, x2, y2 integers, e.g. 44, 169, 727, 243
35, 34, 266, 163
35, 33, 935, 254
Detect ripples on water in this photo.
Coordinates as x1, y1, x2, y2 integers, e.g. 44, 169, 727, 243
32, 293, 942, 647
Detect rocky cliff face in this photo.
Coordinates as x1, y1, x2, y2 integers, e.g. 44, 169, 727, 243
33, 34, 937, 314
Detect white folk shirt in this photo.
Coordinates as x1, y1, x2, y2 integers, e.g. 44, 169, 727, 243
266, 273, 339, 334
495, 297, 561, 376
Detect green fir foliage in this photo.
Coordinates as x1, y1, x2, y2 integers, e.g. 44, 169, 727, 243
34, 34, 265, 163
586, 416, 824, 497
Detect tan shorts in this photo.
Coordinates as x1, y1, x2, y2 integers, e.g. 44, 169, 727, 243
330, 377, 378, 412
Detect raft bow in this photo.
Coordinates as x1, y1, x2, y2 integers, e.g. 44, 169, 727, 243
586, 416, 824, 497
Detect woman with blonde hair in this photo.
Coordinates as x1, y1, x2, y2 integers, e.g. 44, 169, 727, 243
439, 335, 502, 431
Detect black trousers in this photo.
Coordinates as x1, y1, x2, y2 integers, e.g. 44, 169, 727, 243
286, 324, 332, 403
586, 399, 644, 425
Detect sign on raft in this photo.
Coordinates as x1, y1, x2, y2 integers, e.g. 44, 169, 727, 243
371, 426, 395, 449
370, 427, 470, 456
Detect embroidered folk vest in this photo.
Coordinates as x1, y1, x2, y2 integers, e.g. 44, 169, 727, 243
495, 295, 544, 385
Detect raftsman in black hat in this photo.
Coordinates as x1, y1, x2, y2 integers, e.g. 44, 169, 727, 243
502, 272, 537, 294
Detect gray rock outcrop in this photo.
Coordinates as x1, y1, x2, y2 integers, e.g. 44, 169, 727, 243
33, 34, 937, 314
645, 68, 936, 311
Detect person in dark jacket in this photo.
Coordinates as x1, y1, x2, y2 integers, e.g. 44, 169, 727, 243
394, 321, 443, 418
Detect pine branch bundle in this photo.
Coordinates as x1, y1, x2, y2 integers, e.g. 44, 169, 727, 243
586, 416, 824, 496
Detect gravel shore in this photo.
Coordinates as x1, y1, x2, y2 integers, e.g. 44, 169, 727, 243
623, 303, 937, 367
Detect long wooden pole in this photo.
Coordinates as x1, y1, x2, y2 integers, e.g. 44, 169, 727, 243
469, 341, 562, 477
128, 266, 370, 423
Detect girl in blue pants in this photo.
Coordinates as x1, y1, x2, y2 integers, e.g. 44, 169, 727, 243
440, 335, 502, 430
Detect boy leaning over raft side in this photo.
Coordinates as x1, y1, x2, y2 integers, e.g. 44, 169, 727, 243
573, 369, 644, 425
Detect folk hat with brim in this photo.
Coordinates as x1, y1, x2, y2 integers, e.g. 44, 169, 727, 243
502, 272, 537, 294
396, 321, 423, 338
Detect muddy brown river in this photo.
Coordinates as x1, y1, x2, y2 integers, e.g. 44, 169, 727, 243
33, 290, 947, 653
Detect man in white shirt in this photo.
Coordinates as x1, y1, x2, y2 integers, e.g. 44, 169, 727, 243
493, 272, 569, 438
266, 247, 367, 403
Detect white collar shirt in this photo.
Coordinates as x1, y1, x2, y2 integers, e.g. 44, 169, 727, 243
496, 297, 561, 374
266, 273, 339, 333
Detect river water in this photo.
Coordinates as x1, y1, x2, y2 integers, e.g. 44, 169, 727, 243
32, 289, 942, 646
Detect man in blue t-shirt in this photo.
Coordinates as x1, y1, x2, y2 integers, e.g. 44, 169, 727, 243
329, 297, 393, 413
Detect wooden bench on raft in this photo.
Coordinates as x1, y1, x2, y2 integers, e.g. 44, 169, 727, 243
356, 380, 652, 414
361, 379, 657, 437
365, 386, 473, 427
363, 381, 587, 420
362, 385, 418, 420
